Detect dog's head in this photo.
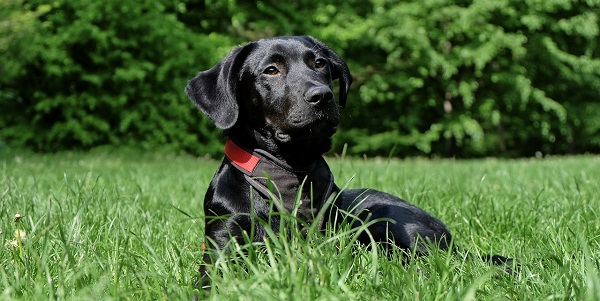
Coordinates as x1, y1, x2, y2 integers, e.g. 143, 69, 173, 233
186, 36, 352, 155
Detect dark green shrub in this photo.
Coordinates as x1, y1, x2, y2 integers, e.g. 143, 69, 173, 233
0, 0, 233, 156
323, 0, 600, 157
1, 0, 599, 158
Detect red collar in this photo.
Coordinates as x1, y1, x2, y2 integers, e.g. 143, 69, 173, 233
224, 139, 260, 173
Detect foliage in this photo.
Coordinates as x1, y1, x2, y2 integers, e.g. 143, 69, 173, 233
326, 0, 600, 157
1, 0, 599, 157
0, 0, 229, 155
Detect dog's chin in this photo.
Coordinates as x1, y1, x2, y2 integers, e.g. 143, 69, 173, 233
274, 123, 337, 144
275, 131, 293, 143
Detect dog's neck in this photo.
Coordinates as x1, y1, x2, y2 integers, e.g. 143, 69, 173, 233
226, 126, 332, 169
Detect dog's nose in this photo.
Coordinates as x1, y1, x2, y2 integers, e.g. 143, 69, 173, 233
304, 87, 334, 105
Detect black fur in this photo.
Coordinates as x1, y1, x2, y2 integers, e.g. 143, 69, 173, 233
186, 36, 454, 286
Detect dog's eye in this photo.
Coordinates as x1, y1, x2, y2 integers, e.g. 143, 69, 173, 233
263, 66, 279, 75
315, 58, 327, 68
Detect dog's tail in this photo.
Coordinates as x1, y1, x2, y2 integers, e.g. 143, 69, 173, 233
481, 253, 521, 276
449, 246, 521, 277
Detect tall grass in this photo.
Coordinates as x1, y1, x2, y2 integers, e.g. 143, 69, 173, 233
1, 150, 599, 300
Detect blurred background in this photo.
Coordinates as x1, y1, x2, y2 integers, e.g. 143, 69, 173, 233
1, 0, 599, 158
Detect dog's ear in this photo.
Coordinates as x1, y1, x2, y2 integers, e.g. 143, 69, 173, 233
185, 43, 255, 129
304, 36, 353, 108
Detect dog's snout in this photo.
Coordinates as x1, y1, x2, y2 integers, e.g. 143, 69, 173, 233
305, 87, 334, 105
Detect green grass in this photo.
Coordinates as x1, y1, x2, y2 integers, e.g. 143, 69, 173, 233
1, 149, 599, 300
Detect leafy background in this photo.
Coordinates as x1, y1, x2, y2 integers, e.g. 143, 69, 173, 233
1, 0, 599, 158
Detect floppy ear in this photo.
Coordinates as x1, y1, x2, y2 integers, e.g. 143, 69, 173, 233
304, 36, 353, 108
185, 43, 255, 129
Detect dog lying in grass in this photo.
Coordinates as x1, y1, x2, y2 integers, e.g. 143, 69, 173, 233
185, 35, 513, 287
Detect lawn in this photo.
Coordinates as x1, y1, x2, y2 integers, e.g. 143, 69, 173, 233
1, 149, 599, 300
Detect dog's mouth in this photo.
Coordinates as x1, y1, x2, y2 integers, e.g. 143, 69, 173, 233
270, 103, 340, 144
274, 119, 338, 144
275, 131, 293, 143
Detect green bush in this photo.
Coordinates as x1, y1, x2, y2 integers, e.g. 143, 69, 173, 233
325, 0, 600, 157
0, 0, 232, 156
1, 0, 599, 157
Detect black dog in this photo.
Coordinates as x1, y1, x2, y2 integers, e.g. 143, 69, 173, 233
186, 36, 452, 283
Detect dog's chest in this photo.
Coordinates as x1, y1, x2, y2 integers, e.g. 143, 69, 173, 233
223, 140, 336, 223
